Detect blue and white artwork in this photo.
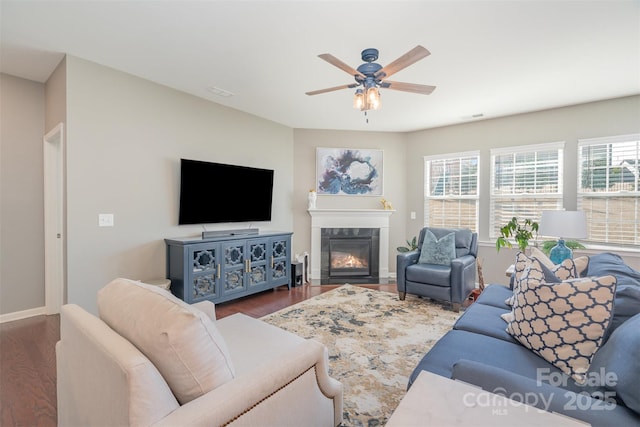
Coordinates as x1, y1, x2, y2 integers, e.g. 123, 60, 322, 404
316, 148, 383, 196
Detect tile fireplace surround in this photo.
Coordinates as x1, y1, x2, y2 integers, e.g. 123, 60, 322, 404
308, 209, 395, 281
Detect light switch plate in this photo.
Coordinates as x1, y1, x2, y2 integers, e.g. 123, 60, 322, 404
410, 211, 416, 220
98, 213, 114, 227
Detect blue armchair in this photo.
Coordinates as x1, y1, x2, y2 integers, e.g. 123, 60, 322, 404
397, 227, 478, 312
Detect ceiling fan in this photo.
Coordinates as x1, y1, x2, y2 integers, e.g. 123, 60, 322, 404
306, 45, 436, 111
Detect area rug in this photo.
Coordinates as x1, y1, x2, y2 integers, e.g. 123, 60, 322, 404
260, 284, 461, 426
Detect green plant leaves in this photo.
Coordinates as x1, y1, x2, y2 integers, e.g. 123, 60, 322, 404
397, 236, 418, 253
495, 217, 539, 252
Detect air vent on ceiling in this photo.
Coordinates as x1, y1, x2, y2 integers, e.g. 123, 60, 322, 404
460, 113, 484, 120
207, 86, 234, 97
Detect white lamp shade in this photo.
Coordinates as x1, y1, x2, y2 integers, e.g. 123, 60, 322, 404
539, 210, 588, 239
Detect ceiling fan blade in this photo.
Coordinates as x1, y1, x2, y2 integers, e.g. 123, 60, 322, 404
306, 83, 358, 96
318, 53, 366, 78
374, 45, 431, 80
383, 81, 436, 95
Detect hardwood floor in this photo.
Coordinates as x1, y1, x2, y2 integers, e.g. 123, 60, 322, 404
0, 283, 397, 426
0, 314, 59, 427
215, 283, 397, 318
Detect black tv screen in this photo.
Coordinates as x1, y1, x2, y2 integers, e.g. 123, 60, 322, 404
179, 158, 274, 225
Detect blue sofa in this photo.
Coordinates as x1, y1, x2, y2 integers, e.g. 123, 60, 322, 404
408, 252, 640, 426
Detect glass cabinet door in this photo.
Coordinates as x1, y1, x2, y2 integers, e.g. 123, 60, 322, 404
247, 239, 268, 288
189, 244, 219, 302
270, 237, 289, 286
221, 241, 246, 295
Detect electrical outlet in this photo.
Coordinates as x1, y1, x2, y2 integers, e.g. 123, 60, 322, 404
410, 211, 416, 220
98, 213, 114, 227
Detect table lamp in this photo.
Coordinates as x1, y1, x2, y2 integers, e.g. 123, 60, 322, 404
539, 210, 588, 264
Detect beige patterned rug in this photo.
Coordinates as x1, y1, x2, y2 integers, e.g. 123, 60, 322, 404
260, 284, 461, 426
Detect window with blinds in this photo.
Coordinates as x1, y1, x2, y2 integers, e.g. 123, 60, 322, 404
490, 142, 564, 238
578, 134, 639, 245
424, 151, 479, 231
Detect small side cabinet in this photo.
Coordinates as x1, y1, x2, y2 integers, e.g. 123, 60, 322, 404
165, 231, 292, 304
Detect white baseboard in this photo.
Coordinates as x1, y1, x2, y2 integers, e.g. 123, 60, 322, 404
0, 306, 47, 324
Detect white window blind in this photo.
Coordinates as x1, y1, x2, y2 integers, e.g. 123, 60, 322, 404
424, 151, 479, 231
578, 134, 640, 245
490, 142, 564, 238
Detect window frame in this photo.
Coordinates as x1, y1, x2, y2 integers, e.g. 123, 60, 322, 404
423, 150, 480, 232
577, 133, 640, 246
490, 142, 565, 239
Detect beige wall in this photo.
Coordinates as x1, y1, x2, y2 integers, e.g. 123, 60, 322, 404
0, 73, 46, 314
292, 129, 407, 272
64, 56, 294, 314
45, 57, 67, 133
406, 95, 640, 285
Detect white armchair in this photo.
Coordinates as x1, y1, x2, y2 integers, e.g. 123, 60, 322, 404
56, 279, 343, 426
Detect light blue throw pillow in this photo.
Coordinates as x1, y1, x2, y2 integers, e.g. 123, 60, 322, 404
585, 313, 640, 413
418, 230, 456, 265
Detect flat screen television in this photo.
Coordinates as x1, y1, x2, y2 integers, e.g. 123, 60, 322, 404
178, 158, 274, 225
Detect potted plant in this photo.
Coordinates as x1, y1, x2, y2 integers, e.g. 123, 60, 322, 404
495, 217, 539, 252
397, 236, 418, 253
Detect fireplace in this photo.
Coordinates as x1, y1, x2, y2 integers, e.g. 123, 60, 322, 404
320, 228, 379, 284
309, 208, 394, 281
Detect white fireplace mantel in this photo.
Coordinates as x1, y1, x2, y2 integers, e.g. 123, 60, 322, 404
308, 209, 395, 280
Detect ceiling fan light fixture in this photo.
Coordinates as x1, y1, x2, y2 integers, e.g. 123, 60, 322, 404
353, 89, 364, 109
367, 86, 381, 110
355, 85, 381, 111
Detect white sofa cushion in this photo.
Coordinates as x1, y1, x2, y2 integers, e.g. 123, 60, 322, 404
97, 278, 235, 404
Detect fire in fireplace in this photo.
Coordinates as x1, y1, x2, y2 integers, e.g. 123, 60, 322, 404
329, 239, 370, 276
320, 228, 379, 284
332, 253, 368, 269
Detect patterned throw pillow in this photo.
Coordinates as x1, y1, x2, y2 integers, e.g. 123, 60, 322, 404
506, 252, 578, 306
418, 230, 456, 266
573, 255, 590, 277
502, 257, 555, 323
505, 274, 617, 384
530, 247, 555, 270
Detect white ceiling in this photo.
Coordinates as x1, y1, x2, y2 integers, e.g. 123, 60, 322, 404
2, 0, 639, 132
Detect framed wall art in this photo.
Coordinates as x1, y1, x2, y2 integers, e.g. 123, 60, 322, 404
316, 148, 383, 196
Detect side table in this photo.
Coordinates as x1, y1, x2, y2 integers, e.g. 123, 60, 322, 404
386, 370, 589, 426
505, 264, 515, 277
